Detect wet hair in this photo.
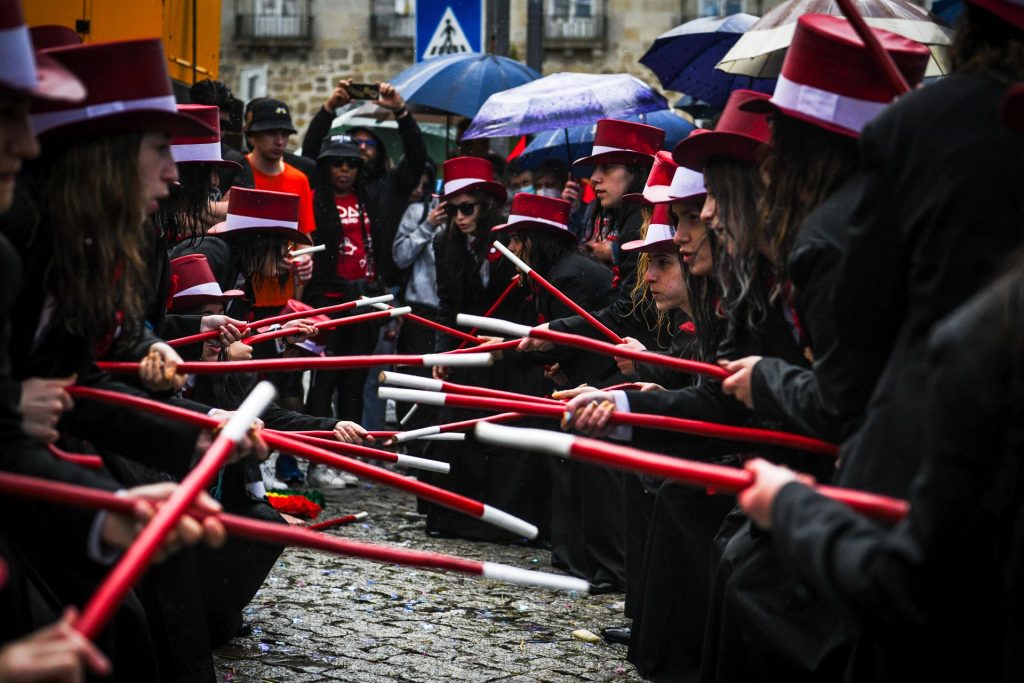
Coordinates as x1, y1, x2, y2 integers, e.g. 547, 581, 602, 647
950, 3, 1024, 82
190, 79, 236, 109
534, 159, 569, 189
222, 231, 290, 291
312, 157, 371, 271
703, 156, 768, 328
155, 163, 215, 243
585, 164, 649, 242
486, 152, 507, 181
516, 230, 578, 278
439, 190, 503, 249
39, 132, 148, 347
758, 115, 858, 282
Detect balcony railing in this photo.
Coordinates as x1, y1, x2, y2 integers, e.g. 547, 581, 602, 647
235, 12, 313, 45
545, 14, 606, 47
370, 12, 415, 47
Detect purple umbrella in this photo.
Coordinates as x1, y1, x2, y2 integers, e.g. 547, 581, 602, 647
461, 72, 668, 140
640, 13, 775, 108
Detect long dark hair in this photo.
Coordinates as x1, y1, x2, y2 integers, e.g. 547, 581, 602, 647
155, 163, 215, 243
584, 164, 648, 241
312, 159, 373, 274
438, 190, 503, 250
223, 232, 289, 291
950, 3, 1024, 81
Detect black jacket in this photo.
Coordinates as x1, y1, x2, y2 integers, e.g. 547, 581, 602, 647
301, 108, 428, 287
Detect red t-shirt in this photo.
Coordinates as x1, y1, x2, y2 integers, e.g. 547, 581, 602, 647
333, 193, 374, 281
247, 157, 315, 306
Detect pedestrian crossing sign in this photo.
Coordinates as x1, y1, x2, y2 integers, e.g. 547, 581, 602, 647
415, 1, 482, 63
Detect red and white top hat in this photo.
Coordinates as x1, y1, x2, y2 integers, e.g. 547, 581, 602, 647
574, 119, 665, 167
172, 104, 241, 169
492, 193, 575, 242
969, 0, 1024, 30
31, 38, 215, 142
28, 24, 82, 50
276, 299, 330, 355
1002, 83, 1024, 134
666, 166, 706, 204
441, 156, 507, 204
208, 187, 313, 245
621, 203, 675, 253
168, 253, 244, 311
740, 15, 930, 138
623, 151, 679, 205
672, 90, 772, 171
0, 0, 83, 102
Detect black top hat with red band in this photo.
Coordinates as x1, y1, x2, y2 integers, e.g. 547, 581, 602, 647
441, 156, 507, 204
622, 151, 679, 205
740, 15, 930, 138
172, 104, 241, 169
574, 119, 665, 168
968, 0, 1024, 29
0, 0, 84, 102
168, 253, 245, 311
492, 193, 575, 242
208, 187, 313, 245
672, 90, 772, 171
31, 38, 215, 142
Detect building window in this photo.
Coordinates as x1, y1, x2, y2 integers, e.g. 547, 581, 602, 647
370, 0, 415, 47
234, 0, 313, 45
698, 0, 755, 17
546, 0, 606, 47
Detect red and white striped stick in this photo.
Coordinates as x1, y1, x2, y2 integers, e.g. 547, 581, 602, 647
0, 472, 587, 595
273, 431, 450, 473
391, 412, 523, 444
307, 511, 368, 530
377, 387, 838, 456
289, 244, 327, 257
455, 275, 521, 349
74, 381, 276, 638
458, 314, 730, 380
379, 371, 564, 407
96, 353, 493, 376
243, 307, 410, 347
47, 444, 104, 470
834, 0, 911, 95
65, 387, 537, 539
165, 293, 394, 347
366, 300, 485, 346
491, 241, 625, 344
475, 423, 906, 524
444, 338, 523, 356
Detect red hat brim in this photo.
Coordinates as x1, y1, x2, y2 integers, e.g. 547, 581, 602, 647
441, 179, 508, 205
170, 289, 246, 311
176, 158, 243, 170
671, 129, 766, 171
37, 107, 216, 144
208, 221, 314, 246
491, 220, 578, 243
740, 97, 860, 139
573, 150, 656, 168
622, 183, 679, 205
14, 53, 87, 103
620, 237, 676, 253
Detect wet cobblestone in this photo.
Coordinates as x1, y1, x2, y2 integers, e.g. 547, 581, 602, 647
214, 479, 643, 682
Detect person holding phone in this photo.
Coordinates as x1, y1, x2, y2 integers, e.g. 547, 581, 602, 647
301, 78, 427, 292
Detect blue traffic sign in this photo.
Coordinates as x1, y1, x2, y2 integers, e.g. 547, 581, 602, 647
415, 0, 483, 63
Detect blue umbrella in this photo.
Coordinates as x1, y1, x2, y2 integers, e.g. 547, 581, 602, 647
388, 52, 540, 119
640, 13, 774, 108
462, 72, 668, 140
516, 109, 696, 170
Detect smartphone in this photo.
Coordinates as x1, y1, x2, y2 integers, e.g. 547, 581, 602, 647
431, 178, 443, 199
346, 82, 380, 100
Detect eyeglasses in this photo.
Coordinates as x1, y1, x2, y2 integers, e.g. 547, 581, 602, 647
327, 158, 361, 169
444, 201, 480, 218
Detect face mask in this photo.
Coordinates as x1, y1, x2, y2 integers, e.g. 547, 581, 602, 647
536, 187, 561, 199
514, 184, 534, 195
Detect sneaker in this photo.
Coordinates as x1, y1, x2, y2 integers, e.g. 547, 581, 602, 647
275, 453, 305, 486
259, 458, 287, 491
307, 467, 350, 489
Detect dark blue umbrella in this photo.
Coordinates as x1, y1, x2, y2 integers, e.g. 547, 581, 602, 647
462, 72, 668, 140
516, 109, 696, 170
388, 52, 540, 119
640, 13, 774, 108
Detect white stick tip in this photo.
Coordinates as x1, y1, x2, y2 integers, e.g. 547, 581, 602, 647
380, 372, 443, 392
480, 504, 538, 539
420, 353, 493, 367
422, 433, 465, 442
395, 454, 450, 474
220, 381, 277, 442
492, 240, 532, 274
356, 294, 394, 307
455, 314, 532, 339
475, 423, 574, 456
354, 511, 369, 520
481, 563, 590, 593
378, 387, 445, 406
389, 306, 412, 317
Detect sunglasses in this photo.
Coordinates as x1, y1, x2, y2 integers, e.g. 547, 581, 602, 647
354, 138, 378, 148
327, 158, 361, 169
444, 201, 480, 218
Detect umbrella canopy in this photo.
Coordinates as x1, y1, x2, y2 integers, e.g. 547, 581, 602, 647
328, 108, 456, 168
462, 72, 669, 140
717, 0, 953, 78
388, 52, 540, 119
516, 109, 696, 170
640, 13, 774, 108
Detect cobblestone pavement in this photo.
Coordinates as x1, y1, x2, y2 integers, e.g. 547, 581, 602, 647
214, 477, 644, 682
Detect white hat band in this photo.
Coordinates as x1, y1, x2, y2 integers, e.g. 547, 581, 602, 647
174, 281, 225, 299
590, 144, 635, 156
30, 94, 178, 134
444, 176, 489, 196
772, 74, 889, 134
224, 214, 299, 230
172, 141, 223, 164
0, 25, 36, 91
668, 167, 705, 200
645, 224, 674, 243
506, 213, 568, 230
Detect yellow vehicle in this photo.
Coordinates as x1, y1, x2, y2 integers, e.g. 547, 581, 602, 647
23, 0, 221, 88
